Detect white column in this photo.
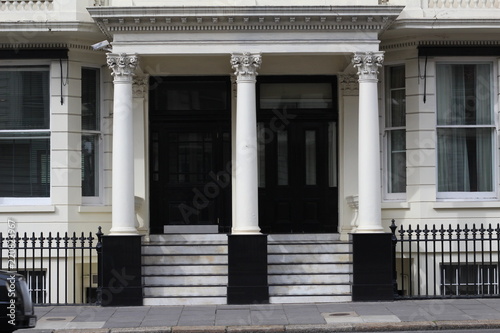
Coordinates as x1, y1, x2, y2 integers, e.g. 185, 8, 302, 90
352, 52, 384, 233
230, 52, 262, 234
107, 53, 139, 235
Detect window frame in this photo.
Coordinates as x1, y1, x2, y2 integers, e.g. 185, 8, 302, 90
435, 59, 498, 200
81, 65, 103, 205
0, 61, 51, 205
383, 63, 407, 201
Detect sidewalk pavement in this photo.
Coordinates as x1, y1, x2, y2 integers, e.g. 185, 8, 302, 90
16, 298, 500, 333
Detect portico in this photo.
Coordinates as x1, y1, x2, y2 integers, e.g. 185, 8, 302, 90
89, 5, 402, 305
89, 5, 403, 238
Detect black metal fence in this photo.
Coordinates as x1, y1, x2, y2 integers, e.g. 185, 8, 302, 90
391, 220, 500, 299
0, 227, 102, 305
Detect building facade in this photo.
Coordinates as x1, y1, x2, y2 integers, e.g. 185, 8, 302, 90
1, 0, 500, 304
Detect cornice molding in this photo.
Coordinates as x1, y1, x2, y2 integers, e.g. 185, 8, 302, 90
0, 42, 97, 52
0, 21, 100, 33
88, 6, 404, 40
381, 39, 500, 51
419, 40, 500, 47
388, 18, 500, 31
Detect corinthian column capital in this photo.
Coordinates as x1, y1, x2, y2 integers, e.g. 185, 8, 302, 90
107, 53, 138, 78
352, 52, 384, 81
230, 52, 262, 80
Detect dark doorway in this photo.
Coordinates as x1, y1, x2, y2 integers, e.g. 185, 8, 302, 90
149, 75, 338, 234
257, 76, 338, 233
149, 77, 232, 234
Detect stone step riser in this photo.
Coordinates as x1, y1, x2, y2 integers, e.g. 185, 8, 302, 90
269, 263, 352, 274
143, 245, 228, 255
149, 234, 227, 243
144, 297, 227, 306
143, 265, 228, 276
269, 295, 352, 304
144, 275, 228, 286
144, 286, 226, 297
268, 244, 350, 253
269, 253, 351, 263
268, 234, 341, 242
268, 274, 351, 285
143, 255, 227, 265
270, 284, 351, 295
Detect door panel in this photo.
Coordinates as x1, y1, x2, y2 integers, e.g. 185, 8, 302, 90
258, 121, 337, 233
150, 124, 231, 233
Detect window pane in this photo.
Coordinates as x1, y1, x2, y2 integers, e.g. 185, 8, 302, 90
82, 134, 99, 196
82, 68, 99, 131
260, 83, 332, 109
277, 130, 288, 186
305, 130, 317, 186
437, 64, 492, 126
437, 128, 493, 192
390, 65, 405, 89
390, 89, 406, 127
386, 65, 406, 195
0, 133, 50, 197
389, 130, 406, 193
386, 65, 406, 127
0, 68, 49, 130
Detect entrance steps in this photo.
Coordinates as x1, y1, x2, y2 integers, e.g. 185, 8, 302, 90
268, 234, 352, 304
142, 234, 228, 305
142, 233, 352, 305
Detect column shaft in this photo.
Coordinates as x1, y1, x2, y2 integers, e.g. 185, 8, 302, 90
231, 53, 262, 235
107, 53, 139, 235
352, 52, 384, 233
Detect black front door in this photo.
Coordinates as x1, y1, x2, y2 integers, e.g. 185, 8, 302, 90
150, 125, 231, 233
258, 120, 338, 233
149, 77, 232, 234
257, 76, 338, 233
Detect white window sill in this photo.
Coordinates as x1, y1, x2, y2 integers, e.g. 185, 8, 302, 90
0, 205, 56, 213
382, 202, 410, 210
78, 206, 111, 213
434, 201, 500, 209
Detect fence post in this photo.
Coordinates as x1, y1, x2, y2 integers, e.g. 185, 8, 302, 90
96, 226, 103, 306
390, 219, 399, 298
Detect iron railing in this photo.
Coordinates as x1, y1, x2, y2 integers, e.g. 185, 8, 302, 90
0, 227, 102, 305
391, 220, 500, 299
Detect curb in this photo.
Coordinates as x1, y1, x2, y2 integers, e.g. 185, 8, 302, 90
51, 320, 500, 333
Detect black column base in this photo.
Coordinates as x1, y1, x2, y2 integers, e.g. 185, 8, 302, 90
352, 233, 394, 301
99, 235, 143, 306
227, 234, 269, 304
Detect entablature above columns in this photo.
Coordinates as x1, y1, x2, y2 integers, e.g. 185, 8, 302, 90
88, 6, 403, 55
